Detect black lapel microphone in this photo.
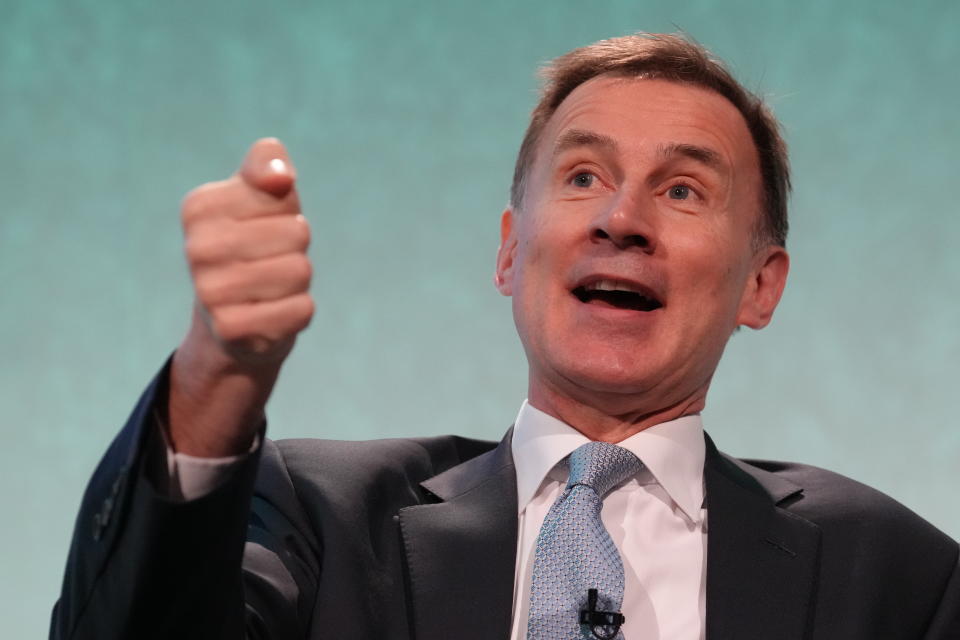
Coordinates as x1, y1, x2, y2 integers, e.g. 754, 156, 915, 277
579, 588, 625, 639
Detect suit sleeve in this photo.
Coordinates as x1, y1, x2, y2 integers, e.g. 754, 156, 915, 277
49, 358, 320, 640
923, 545, 960, 640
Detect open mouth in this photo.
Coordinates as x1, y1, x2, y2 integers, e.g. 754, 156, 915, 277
572, 279, 663, 312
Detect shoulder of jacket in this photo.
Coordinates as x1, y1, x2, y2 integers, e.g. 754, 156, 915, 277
737, 456, 957, 552
259, 433, 500, 490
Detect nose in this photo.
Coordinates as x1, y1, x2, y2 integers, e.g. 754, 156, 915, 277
590, 191, 657, 253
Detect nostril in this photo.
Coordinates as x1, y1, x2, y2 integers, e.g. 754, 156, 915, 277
626, 234, 650, 248
591, 226, 655, 252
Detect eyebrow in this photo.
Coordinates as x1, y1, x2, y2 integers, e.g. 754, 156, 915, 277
656, 142, 725, 174
552, 129, 619, 157
554, 130, 725, 172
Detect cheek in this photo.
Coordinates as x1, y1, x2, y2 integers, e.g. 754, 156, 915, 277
511, 237, 548, 315
512, 227, 575, 332
669, 236, 751, 318
516, 219, 567, 280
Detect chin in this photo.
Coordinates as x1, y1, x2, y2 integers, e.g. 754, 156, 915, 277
549, 348, 664, 398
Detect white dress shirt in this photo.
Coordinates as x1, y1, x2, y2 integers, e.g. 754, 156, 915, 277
509, 401, 707, 640
165, 402, 708, 639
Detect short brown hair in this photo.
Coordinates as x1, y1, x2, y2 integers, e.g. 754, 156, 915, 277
509, 33, 790, 247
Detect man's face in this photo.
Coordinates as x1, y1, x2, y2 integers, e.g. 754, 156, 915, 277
496, 76, 788, 417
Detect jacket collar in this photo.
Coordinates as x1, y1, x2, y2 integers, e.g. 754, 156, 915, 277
703, 432, 822, 639
398, 429, 518, 640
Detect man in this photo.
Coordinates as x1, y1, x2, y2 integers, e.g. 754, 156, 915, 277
51, 33, 959, 639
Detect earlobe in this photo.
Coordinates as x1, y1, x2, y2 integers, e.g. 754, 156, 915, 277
495, 208, 517, 296
736, 246, 790, 329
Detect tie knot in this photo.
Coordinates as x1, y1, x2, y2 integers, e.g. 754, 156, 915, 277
567, 442, 642, 497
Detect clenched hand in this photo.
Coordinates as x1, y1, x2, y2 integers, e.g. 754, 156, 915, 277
167, 139, 314, 457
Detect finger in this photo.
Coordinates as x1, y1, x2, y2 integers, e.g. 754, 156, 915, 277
181, 177, 301, 226
238, 137, 297, 198
195, 253, 312, 307
186, 215, 311, 265
210, 293, 315, 346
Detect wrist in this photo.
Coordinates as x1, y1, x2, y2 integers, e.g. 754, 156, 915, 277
166, 310, 283, 457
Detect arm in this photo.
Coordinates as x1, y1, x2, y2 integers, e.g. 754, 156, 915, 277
50, 362, 321, 639
49, 360, 263, 639
51, 139, 316, 639
923, 546, 960, 639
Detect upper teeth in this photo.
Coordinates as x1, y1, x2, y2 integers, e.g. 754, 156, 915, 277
584, 280, 647, 295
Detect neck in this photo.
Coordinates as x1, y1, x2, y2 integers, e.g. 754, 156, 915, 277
528, 379, 707, 443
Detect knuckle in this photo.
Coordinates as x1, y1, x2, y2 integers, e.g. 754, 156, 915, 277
194, 278, 221, 306
294, 215, 311, 248
184, 235, 213, 264
293, 256, 313, 285
293, 293, 316, 330
180, 180, 231, 226
297, 298, 316, 330
180, 184, 213, 225
301, 295, 316, 322
211, 313, 242, 343
186, 224, 236, 265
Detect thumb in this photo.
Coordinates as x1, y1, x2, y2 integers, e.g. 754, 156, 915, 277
238, 137, 297, 198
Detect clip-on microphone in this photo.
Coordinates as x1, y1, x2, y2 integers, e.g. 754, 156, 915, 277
579, 588, 625, 640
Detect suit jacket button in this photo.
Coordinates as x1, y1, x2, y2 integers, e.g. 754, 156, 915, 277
112, 466, 126, 494
92, 513, 103, 541
101, 496, 114, 525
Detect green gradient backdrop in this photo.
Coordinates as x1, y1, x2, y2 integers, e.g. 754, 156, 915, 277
2, 0, 958, 635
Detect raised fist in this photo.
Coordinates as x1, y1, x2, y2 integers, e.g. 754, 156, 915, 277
167, 139, 314, 456
181, 138, 314, 366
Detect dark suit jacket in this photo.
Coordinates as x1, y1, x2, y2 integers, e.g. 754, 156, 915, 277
51, 364, 960, 639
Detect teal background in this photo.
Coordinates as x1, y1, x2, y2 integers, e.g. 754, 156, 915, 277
2, 0, 957, 635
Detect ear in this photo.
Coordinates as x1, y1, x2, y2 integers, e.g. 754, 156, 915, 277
494, 208, 517, 296
736, 245, 789, 330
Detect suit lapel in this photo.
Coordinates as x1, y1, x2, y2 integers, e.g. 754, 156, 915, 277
398, 429, 823, 639
704, 433, 821, 640
398, 430, 518, 640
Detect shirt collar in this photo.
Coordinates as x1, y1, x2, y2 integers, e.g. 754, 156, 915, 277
510, 399, 706, 524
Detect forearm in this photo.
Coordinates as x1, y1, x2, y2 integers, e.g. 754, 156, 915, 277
51, 363, 261, 640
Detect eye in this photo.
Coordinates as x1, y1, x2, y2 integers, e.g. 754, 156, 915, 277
570, 172, 596, 188
668, 184, 692, 200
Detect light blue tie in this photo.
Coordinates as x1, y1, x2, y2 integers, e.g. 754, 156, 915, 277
527, 442, 643, 640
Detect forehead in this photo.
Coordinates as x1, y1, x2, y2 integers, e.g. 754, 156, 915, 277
538, 75, 759, 180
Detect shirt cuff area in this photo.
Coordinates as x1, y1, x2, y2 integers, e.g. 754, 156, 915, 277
167, 439, 259, 502
151, 408, 261, 502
